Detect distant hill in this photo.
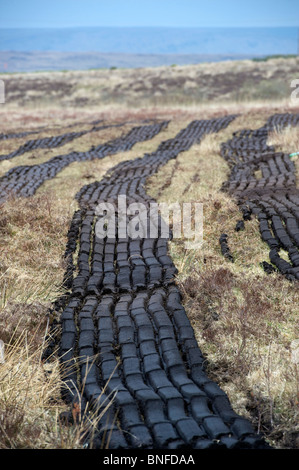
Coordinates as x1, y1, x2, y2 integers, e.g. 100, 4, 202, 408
0, 50, 260, 73
0, 26, 297, 55
0, 27, 297, 73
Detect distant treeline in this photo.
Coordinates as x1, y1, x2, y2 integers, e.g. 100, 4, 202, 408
252, 54, 298, 62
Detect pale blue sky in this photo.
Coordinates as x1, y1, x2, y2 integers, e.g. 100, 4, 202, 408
0, 0, 299, 28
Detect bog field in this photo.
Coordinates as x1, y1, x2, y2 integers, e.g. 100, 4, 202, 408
0, 57, 299, 450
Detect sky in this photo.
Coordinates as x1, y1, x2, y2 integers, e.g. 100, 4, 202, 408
0, 0, 299, 28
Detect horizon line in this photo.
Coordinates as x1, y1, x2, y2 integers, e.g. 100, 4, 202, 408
1, 25, 299, 30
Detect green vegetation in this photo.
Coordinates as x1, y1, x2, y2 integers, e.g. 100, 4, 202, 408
252, 54, 298, 62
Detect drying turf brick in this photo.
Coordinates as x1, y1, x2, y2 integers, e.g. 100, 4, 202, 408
231, 418, 255, 438
175, 418, 206, 442
129, 425, 153, 448
190, 396, 213, 422
235, 219, 245, 231
51, 114, 276, 449
151, 422, 179, 447
203, 416, 230, 439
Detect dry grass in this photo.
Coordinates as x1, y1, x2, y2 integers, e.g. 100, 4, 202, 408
0, 323, 114, 448
0, 191, 114, 448
0, 192, 76, 448
3, 56, 299, 108
0, 194, 68, 304
268, 125, 299, 152
180, 271, 299, 448
0, 145, 90, 447
0, 326, 63, 448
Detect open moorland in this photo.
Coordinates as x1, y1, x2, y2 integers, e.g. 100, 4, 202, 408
0, 57, 299, 449
2, 56, 299, 107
